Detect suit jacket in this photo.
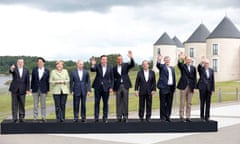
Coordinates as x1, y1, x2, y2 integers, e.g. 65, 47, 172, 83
50, 69, 70, 94
70, 69, 91, 96
177, 61, 197, 91
113, 58, 135, 91
31, 67, 50, 93
9, 66, 30, 95
156, 62, 176, 94
90, 64, 114, 92
197, 64, 215, 92
135, 70, 156, 96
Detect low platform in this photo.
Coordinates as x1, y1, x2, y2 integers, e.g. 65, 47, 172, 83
1, 119, 218, 134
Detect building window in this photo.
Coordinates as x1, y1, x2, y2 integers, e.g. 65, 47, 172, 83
189, 48, 195, 58
191, 59, 195, 66
157, 48, 161, 55
212, 59, 218, 72
212, 44, 219, 56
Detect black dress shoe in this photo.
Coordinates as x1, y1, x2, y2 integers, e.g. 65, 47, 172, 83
140, 118, 144, 122
103, 119, 108, 123
146, 118, 150, 122
205, 118, 210, 121
123, 118, 128, 123
117, 118, 122, 122
95, 119, 99, 123
160, 118, 165, 122
179, 117, 184, 122
186, 118, 192, 122
166, 118, 171, 122
13, 119, 18, 123
81, 119, 86, 123
42, 119, 47, 123
19, 119, 25, 123
73, 119, 78, 123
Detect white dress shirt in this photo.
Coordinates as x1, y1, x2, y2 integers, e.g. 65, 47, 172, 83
18, 68, 23, 78
144, 70, 149, 82
167, 66, 173, 85
102, 65, 107, 77
187, 65, 191, 72
206, 69, 210, 79
117, 65, 123, 82
117, 65, 122, 75
78, 69, 83, 81
38, 67, 44, 80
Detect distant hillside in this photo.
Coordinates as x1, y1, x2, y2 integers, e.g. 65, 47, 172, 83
0, 55, 140, 74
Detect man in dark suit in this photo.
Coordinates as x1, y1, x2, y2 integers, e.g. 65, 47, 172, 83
113, 51, 135, 122
197, 57, 215, 121
177, 52, 197, 122
135, 60, 156, 122
70, 60, 91, 123
31, 57, 49, 122
156, 55, 176, 122
91, 55, 114, 123
9, 59, 30, 123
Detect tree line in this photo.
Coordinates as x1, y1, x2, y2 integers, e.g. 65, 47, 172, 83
0, 55, 145, 74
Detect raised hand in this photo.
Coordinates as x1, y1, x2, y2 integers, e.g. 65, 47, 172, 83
91, 57, 96, 65
127, 50, 133, 58
178, 52, 185, 60
201, 56, 206, 63
158, 54, 163, 61
10, 64, 15, 72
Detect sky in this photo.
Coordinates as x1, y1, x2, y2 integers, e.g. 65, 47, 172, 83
0, 0, 239, 63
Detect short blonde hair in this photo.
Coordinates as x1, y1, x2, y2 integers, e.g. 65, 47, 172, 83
56, 60, 64, 66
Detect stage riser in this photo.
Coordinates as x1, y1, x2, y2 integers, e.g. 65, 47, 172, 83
1, 119, 218, 134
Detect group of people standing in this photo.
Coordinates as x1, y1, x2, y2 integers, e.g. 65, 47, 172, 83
8, 50, 214, 123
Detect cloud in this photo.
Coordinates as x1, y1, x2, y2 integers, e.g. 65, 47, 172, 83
0, 0, 159, 12
0, 0, 239, 12
0, 1, 239, 64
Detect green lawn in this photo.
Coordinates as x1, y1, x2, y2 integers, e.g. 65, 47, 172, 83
1, 70, 239, 121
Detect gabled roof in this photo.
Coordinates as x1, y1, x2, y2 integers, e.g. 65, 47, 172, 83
173, 36, 184, 48
208, 16, 240, 39
154, 32, 176, 45
185, 24, 210, 43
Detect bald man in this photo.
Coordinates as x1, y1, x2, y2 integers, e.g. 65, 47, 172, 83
197, 57, 215, 121
70, 60, 91, 122
135, 60, 156, 122
177, 53, 197, 122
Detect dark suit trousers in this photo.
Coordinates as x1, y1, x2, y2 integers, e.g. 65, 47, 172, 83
116, 84, 129, 119
73, 94, 86, 120
159, 89, 174, 120
199, 89, 212, 119
94, 85, 109, 120
53, 94, 68, 121
11, 92, 25, 120
139, 94, 152, 119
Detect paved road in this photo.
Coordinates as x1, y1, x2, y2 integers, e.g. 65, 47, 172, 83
1, 101, 240, 144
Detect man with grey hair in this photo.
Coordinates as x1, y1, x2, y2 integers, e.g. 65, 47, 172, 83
197, 57, 215, 121
70, 60, 91, 122
135, 60, 156, 122
156, 55, 176, 122
9, 58, 30, 123
177, 52, 197, 122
